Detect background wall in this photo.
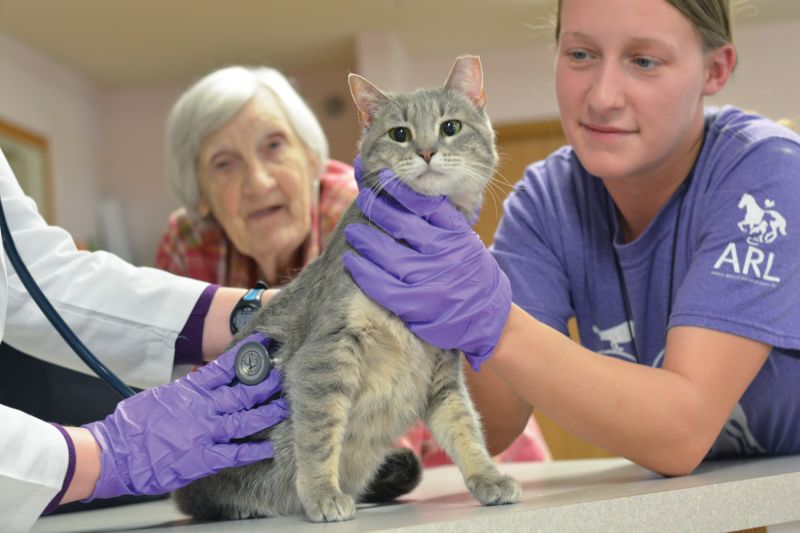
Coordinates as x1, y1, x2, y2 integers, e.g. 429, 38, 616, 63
0, 32, 104, 241
0, 15, 798, 265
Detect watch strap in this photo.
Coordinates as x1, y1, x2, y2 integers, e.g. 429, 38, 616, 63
242, 281, 268, 303
230, 281, 269, 334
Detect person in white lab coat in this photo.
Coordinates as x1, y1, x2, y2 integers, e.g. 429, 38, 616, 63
0, 149, 287, 532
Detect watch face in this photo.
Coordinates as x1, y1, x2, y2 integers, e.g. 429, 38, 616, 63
232, 304, 258, 333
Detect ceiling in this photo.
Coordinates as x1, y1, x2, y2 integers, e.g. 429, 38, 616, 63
0, 0, 798, 88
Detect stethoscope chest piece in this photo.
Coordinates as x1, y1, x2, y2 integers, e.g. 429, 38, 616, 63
234, 340, 272, 385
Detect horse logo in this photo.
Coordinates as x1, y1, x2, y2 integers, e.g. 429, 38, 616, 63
593, 322, 635, 362
737, 193, 787, 245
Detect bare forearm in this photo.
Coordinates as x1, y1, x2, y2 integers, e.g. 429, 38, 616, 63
465, 361, 532, 455
60, 427, 101, 504
484, 306, 724, 475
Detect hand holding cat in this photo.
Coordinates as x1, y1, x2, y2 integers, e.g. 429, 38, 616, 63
81, 337, 287, 500
343, 156, 512, 371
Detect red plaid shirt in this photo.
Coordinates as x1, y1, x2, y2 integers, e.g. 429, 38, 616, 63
155, 160, 357, 287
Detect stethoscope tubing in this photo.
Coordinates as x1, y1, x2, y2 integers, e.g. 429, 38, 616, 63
0, 195, 135, 399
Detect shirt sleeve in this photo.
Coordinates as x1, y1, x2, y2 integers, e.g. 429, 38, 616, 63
0, 405, 67, 532
490, 159, 575, 335
670, 138, 800, 350
0, 149, 208, 389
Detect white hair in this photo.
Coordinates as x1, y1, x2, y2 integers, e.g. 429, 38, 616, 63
166, 66, 329, 211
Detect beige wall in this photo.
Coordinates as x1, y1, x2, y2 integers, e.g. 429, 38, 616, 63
357, 18, 800, 126
0, 16, 798, 265
0, 32, 104, 241
285, 62, 361, 165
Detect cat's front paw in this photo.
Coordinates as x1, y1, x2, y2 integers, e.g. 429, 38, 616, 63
465, 473, 522, 506
303, 491, 356, 522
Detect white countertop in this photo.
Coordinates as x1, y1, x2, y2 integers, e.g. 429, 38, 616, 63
33, 455, 800, 532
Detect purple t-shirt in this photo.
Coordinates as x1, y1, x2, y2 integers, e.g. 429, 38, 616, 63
492, 107, 800, 458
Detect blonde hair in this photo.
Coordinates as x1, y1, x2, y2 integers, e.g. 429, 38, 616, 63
555, 0, 733, 51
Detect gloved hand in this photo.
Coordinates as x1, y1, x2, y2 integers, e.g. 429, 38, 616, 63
343, 156, 511, 371
82, 335, 287, 500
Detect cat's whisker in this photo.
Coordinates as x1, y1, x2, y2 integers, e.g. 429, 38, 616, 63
485, 177, 508, 196
470, 173, 501, 216
360, 170, 405, 225
485, 186, 504, 221
464, 168, 505, 221
469, 161, 516, 189
491, 173, 517, 189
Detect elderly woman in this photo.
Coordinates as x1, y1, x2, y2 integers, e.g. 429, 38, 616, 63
156, 66, 355, 287
155, 65, 549, 468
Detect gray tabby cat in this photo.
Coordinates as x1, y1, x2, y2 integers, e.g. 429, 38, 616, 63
174, 55, 521, 523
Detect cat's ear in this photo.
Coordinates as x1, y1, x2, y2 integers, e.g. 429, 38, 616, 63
348, 74, 389, 128
444, 55, 487, 110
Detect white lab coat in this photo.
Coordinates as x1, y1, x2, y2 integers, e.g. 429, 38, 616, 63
0, 149, 207, 531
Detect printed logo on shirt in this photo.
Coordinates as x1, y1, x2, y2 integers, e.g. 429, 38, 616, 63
711, 192, 787, 286
736, 193, 788, 245
707, 403, 766, 458
593, 321, 636, 362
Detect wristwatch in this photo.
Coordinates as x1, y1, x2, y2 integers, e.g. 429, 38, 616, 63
230, 281, 269, 334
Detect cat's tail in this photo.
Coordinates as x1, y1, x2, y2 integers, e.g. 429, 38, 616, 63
359, 448, 422, 503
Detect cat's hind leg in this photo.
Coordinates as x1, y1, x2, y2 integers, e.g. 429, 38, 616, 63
423, 351, 522, 506
173, 419, 302, 520
174, 472, 246, 521
173, 460, 290, 520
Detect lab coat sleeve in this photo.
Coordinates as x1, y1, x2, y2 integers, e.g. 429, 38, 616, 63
0, 149, 208, 389
0, 405, 67, 532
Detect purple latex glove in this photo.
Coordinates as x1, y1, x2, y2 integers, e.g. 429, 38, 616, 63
82, 334, 287, 500
343, 156, 511, 371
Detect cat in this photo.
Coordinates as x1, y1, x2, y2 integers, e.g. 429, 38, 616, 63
174, 55, 522, 523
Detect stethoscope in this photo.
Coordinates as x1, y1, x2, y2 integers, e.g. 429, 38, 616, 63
0, 194, 274, 400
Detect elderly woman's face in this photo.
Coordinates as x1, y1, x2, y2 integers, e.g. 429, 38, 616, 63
196, 92, 318, 263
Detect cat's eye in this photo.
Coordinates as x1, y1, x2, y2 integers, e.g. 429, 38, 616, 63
388, 127, 411, 143
441, 120, 462, 137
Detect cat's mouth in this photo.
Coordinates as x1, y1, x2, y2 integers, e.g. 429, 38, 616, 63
412, 169, 447, 183
404, 169, 456, 197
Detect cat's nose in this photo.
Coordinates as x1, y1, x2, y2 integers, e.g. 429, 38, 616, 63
417, 149, 436, 163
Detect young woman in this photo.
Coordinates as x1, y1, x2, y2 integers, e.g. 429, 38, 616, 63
343, 0, 800, 476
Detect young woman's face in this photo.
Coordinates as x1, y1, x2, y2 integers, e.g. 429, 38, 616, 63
196, 92, 318, 262
555, 0, 714, 183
